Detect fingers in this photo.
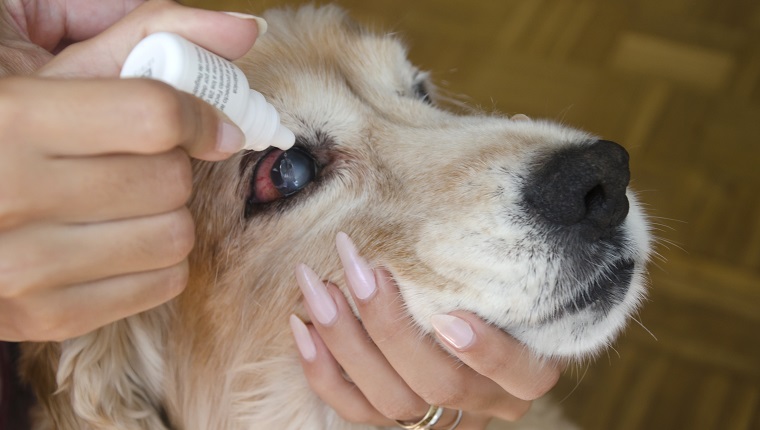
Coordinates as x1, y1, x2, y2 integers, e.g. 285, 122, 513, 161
34, 149, 192, 222
0, 77, 243, 159
336, 232, 561, 404
0, 261, 188, 342
290, 311, 497, 430
290, 232, 561, 426
334, 234, 531, 419
431, 312, 562, 402
352, 267, 531, 422
38, 0, 261, 78
288, 315, 394, 427
0, 208, 194, 292
0, 206, 195, 342
294, 259, 528, 424
294, 264, 429, 422
55, 261, 190, 339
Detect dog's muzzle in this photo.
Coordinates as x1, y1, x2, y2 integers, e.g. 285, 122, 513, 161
522, 139, 635, 315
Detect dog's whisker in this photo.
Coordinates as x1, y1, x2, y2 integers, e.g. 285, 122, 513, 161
554, 104, 575, 125
631, 316, 658, 342
646, 215, 687, 224
608, 344, 621, 360
558, 363, 590, 405
648, 222, 677, 232
652, 237, 687, 254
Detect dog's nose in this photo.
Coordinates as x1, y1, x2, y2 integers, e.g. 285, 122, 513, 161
524, 140, 630, 240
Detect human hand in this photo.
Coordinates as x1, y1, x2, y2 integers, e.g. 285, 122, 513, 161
290, 233, 563, 429
0, 0, 145, 74
0, 0, 263, 342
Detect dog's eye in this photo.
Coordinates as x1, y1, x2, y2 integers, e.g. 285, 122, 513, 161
248, 147, 317, 204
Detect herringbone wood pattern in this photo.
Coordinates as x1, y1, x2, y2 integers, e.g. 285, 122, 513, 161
186, 1, 760, 429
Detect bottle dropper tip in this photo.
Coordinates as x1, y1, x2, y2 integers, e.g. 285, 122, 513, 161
271, 125, 296, 150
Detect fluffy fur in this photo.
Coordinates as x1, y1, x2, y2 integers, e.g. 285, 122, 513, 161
21, 5, 650, 429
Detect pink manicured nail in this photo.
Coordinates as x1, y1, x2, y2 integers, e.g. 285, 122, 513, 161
431, 314, 475, 350
221, 12, 268, 36
289, 315, 316, 362
295, 263, 338, 326
335, 232, 376, 301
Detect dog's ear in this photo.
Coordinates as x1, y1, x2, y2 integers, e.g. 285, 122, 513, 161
23, 310, 172, 429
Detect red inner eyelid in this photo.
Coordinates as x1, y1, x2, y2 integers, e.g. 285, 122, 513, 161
252, 149, 284, 203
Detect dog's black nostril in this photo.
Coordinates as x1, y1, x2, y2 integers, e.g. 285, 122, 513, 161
524, 140, 631, 239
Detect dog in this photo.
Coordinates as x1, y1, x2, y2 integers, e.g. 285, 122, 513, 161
21, 5, 651, 429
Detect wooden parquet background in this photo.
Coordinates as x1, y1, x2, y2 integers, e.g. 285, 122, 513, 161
186, 1, 760, 429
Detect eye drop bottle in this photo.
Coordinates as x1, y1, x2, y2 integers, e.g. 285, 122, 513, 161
120, 32, 295, 152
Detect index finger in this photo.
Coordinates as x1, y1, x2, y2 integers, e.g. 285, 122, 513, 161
3, 77, 241, 159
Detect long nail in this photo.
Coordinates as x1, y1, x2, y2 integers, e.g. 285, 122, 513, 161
335, 232, 377, 301
431, 314, 475, 350
289, 314, 317, 362
221, 12, 268, 36
295, 263, 338, 326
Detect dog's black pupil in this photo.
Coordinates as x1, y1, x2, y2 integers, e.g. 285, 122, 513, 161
270, 147, 317, 197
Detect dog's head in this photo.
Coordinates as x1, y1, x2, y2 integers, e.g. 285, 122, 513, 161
187, 4, 651, 361
22, 6, 653, 429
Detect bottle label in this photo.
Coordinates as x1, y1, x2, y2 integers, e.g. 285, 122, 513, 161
191, 45, 240, 113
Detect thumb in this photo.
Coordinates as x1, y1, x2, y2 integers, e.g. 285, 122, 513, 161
37, 0, 262, 78
54, 0, 147, 44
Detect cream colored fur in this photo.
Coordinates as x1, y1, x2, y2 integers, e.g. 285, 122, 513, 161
21, 5, 649, 430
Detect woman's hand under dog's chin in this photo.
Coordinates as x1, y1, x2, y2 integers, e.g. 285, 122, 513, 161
289, 232, 564, 429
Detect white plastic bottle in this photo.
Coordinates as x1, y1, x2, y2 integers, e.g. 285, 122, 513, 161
120, 32, 295, 152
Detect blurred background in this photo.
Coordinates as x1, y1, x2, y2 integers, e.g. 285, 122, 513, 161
186, 1, 760, 429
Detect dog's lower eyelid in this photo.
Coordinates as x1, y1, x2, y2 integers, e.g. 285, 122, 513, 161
238, 150, 266, 178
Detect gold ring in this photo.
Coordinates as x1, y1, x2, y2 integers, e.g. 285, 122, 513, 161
395, 404, 444, 429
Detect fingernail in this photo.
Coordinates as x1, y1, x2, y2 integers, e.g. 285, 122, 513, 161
431, 314, 475, 350
335, 232, 376, 301
217, 120, 245, 153
289, 314, 316, 362
295, 263, 338, 326
221, 12, 268, 36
